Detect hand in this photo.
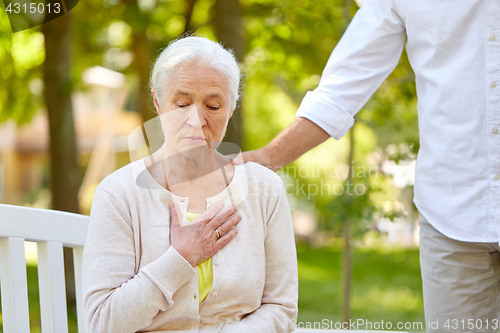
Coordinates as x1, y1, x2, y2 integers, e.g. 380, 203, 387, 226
229, 117, 330, 172
169, 201, 241, 267
228, 149, 276, 171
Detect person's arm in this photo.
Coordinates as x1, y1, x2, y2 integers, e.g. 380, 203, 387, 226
82, 186, 197, 333
240, 117, 330, 171
220, 179, 298, 333
240, 0, 406, 170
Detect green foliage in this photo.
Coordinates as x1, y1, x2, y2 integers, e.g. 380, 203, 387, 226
242, 0, 358, 97
326, 176, 376, 237
242, 78, 296, 150
0, 10, 45, 125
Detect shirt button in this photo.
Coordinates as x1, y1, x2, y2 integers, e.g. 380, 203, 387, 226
495, 175, 500, 180
214, 260, 220, 266
492, 81, 497, 88
493, 129, 499, 134
212, 292, 218, 297
490, 34, 496, 41
194, 294, 197, 300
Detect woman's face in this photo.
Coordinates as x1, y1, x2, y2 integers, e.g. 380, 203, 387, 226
152, 64, 234, 158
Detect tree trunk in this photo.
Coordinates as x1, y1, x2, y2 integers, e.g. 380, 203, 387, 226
213, 0, 244, 148
341, 218, 352, 323
182, 0, 197, 35
42, 10, 79, 303
340, 0, 355, 323
131, 33, 154, 123
122, 0, 154, 124
341, 121, 354, 324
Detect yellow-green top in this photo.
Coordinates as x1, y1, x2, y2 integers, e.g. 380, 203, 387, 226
186, 212, 212, 303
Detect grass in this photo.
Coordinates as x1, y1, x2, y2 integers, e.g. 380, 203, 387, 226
1, 245, 424, 332
297, 244, 424, 332
296, 245, 424, 332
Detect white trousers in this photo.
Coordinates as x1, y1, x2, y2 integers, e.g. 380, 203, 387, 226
419, 213, 500, 333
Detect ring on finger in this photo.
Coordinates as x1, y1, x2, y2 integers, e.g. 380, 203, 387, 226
215, 229, 222, 240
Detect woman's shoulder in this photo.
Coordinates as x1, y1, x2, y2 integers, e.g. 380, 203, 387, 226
240, 162, 287, 202
242, 161, 284, 185
95, 160, 138, 196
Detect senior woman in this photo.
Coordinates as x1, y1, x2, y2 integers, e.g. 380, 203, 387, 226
82, 36, 298, 333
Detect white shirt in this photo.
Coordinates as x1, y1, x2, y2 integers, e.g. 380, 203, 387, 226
296, 0, 500, 242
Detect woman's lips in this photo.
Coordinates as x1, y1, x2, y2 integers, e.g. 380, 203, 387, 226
183, 136, 206, 143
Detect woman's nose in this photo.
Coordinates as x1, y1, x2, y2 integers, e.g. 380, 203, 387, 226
186, 105, 207, 129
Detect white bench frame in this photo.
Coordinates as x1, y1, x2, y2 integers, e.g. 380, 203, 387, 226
0, 204, 89, 332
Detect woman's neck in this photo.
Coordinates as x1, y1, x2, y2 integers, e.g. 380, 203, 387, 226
146, 143, 232, 187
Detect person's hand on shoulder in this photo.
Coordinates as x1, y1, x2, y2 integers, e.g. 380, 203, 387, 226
228, 149, 277, 171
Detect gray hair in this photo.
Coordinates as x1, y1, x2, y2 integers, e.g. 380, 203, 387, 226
150, 36, 242, 110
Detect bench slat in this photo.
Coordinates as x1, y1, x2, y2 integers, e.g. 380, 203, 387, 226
0, 237, 31, 332
73, 246, 86, 333
38, 241, 69, 332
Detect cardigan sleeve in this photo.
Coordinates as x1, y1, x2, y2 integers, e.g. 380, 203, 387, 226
82, 185, 196, 333
220, 183, 298, 333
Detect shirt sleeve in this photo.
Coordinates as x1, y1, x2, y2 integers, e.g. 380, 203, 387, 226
296, 0, 406, 140
82, 185, 196, 333
220, 183, 298, 333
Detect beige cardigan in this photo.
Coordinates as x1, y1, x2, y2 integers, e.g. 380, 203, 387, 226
82, 159, 298, 333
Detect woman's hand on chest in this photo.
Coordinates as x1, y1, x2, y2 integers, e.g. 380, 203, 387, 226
169, 201, 241, 267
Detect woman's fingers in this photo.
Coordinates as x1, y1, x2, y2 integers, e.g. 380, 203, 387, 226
168, 200, 239, 265
214, 213, 241, 240
205, 205, 237, 230
214, 227, 238, 252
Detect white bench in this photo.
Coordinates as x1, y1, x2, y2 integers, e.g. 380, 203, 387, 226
0, 204, 89, 332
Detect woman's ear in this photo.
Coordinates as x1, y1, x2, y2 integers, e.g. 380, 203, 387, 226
151, 88, 161, 113
229, 109, 234, 118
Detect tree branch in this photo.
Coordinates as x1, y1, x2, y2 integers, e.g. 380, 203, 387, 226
182, 0, 198, 35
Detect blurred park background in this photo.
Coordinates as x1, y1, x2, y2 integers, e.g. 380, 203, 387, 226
0, 0, 424, 331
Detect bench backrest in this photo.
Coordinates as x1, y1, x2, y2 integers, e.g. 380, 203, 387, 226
0, 204, 89, 332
